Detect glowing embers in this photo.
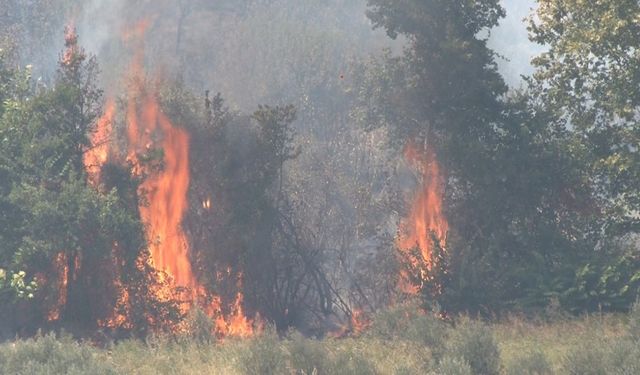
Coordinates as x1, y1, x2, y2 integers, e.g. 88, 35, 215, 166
330, 309, 372, 338
202, 198, 212, 211
397, 142, 448, 295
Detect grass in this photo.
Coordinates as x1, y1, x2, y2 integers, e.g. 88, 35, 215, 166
495, 313, 630, 374
0, 305, 635, 374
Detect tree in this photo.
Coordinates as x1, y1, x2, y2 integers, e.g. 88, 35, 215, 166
357, 0, 597, 313
529, 0, 640, 236
526, 0, 640, 312
0, 29, 172, 335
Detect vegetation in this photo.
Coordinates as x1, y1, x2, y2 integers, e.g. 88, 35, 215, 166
0, 0, 639, 372
0, 303, 638, 374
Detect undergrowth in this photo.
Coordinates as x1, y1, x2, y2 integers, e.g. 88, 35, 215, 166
0, 302, 635, 374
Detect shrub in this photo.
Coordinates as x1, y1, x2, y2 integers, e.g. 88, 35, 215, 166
561, 336, 640, 375
628, 300, 640, 342
184, 307, 215, 344
330, 346, 378, 375
605, 340, 640, 374
0, 332, 116, 375
562, 340, 609, 375
367, 303, 448, 358
431, 356, 472, 375
446, 317, 500, 375
505, 350, 552, 375
287, 331, 330, 374
237, 328, 289, 375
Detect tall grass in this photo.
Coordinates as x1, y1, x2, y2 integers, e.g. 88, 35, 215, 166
0, 304, 635, 374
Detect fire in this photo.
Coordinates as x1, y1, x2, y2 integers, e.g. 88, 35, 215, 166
220, 275, 254, 337
47, 253, 69, 322
202, 198, 211, 210
330, 309, 371, 337
126, 91, 195, 291
61, 25, 79, 68
84, 98, 116, 184
88, 19, 255, 337
350, 309, 372, 335
397, 142, 448, 294
61, 18, 257, 337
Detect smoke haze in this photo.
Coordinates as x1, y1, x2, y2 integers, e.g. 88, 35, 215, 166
490, 0, 546, 87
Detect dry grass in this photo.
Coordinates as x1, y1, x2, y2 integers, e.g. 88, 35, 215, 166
0, 307, 635, 374
495, 313, 628, 373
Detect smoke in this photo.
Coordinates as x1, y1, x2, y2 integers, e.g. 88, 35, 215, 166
489, 0, 547, 87
76, 0, 127, 58
5, 1, 544, 93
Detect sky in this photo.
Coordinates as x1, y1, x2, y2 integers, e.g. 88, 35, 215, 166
490, 0, 547, 87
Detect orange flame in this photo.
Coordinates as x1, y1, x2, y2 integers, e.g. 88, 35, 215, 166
127, 92, 195, 291
84, 98, 116, 184
330, 309, 371, 338
220, 275, 254, 337
61, 25, 79, 68
117, 19, 255, 337
47, 253, 69, 322
397, 142, 448, 294
75, 18, 256, 337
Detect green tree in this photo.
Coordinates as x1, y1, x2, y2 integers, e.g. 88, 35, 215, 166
526, 0, 640, 312
358, 0, 595, 313
529, 0, 640, 236
0, 30, 168, 335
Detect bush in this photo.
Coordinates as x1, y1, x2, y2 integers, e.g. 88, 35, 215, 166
607, 340, 640, 374
562, 340, 609, 375
287, 331, 330, 374
431, 356, 473, 375
446, 317, 500, 375
505, 350, 552, 375
237, 328, 289, 375
367, 303, 448, 358
561, 335, 640, 374
330, 345, 378, 375
628, 300, 640, 342
0, 332, 116, 375
184, 307, 215, 344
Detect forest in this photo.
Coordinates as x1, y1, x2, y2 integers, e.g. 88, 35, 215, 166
0, 0, 640, 374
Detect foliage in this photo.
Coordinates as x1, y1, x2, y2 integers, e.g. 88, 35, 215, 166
237, 328, 288, 375
504, 350, 552, 375
184, 307, 215, 345
286, 331, 330, 375
0, 311, 635, 374
560, 240, 640, 313
0, 332, 117, 375
0, 29, 183, 336
529, 0, 640, 236
523, 0, 640, 314
1, 0, 640, 339
627, 300, 640, 341
365, 302, 447, 359
446, 317, 501, 375
354, 0, 598, 315
0, 269, 37, 300
431, 356, 473, 375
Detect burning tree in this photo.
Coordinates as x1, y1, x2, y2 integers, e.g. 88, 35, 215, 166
397, 142, 449, 300
0, 27, 174, 334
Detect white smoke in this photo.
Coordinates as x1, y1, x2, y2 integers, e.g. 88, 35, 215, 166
76, 0, 127, 57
